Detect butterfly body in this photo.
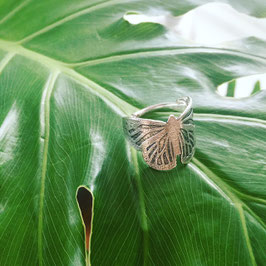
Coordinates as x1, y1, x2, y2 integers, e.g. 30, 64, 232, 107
166, 115, 181, 156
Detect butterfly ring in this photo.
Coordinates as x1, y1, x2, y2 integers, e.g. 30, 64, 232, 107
123, 96, 195, 171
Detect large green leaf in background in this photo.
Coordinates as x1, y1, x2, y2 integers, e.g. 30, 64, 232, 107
0, 0, 266, 265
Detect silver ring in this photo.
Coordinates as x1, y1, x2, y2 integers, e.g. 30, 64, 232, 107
123, 96, 195, 171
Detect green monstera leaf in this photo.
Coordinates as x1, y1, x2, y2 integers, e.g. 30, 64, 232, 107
0, 0, 266, 265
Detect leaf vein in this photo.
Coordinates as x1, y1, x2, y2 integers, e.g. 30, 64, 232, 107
18, 0, 122, 44
0, 0, 31, 24
191, 157, 264, 265
37, 71, 59, 266
69, 46, 266, 67
0, 52, 15, 73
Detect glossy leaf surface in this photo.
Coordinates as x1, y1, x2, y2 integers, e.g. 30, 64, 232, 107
0, 0, 265, 265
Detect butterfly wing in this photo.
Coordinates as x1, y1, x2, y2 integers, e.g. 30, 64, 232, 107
142, 131, 177, 170
179, 108, 195, 164
123, 117, 177, 170
123, 117, 166, 150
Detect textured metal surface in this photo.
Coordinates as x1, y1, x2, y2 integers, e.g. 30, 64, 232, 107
123, 97, 195, 170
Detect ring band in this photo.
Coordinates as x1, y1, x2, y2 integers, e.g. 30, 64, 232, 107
123, 96, 195, 171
